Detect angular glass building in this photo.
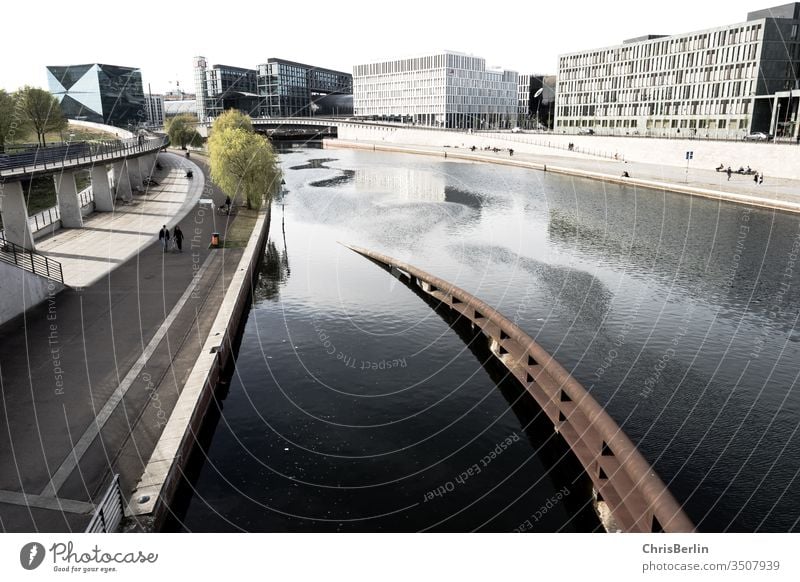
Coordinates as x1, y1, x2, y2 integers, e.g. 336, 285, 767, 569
46, 64, 146, 128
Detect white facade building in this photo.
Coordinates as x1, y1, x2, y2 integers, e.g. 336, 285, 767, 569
556, 3, 800, 139
353, 51, 518, 129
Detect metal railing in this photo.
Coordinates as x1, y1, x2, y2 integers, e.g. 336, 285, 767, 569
0, 238, 63, 284
85, 474, 124, 533
347, 244, 695, 533
0, 136, 168, 177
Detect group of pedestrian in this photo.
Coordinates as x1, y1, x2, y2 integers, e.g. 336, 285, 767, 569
158, 225, 184, 253
753, 172, 765, 185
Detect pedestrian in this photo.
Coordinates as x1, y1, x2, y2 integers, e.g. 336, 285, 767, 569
759, 174, 764, 185
173, 225, 184, 252
726, 167, 732, 181
225, 195, 231, 213
754, 172, 759, 184
158, 225, 170, 252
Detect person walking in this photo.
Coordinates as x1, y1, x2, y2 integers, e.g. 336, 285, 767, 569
759, 174, 764, 185
225, 195, 231, 213
173, 225, 184, 252
726, 167, 732, 181
754, 172, 759, 184
159, 225, 170, 252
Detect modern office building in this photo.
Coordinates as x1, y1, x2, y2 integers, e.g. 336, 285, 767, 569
193, 57, 259, 120
145, 93, 165, 127
518, 74, 556, 129
257, 58, 352, 117
556, 3, 800, 138
46, 63, 146, 128
194, 56, 352, 121
353, 51, 519, 129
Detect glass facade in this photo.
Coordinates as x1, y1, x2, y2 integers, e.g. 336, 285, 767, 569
257, 59, 352, 117
47, 64, 146, 128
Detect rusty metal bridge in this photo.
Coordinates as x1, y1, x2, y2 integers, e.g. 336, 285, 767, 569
346, 244, 694, 533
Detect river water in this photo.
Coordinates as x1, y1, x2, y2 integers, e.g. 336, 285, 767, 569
169, 147, 800, 532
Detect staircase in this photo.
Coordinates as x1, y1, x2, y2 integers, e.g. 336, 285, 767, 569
0, 237, 63, 284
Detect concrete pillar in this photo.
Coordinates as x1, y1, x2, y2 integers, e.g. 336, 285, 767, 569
91, 164, 114, 212
138, 154, 155, 182
53, 171, 83, 228
769, 95, 780, 135
127, 157, 143, 190
112, 161, 132, 202
0, 180, 35, 250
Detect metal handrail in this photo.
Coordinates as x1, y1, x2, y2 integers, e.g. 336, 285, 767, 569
0, 136, 168, 177
0, 238, 63, 284
347, 244, 695, 533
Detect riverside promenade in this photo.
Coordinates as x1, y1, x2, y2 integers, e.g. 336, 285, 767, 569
0, 152, 253, 532
329, 139, 800, 213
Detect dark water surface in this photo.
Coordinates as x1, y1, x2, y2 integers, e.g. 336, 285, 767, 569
171, 148, 800, 532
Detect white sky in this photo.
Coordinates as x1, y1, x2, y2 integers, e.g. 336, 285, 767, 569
1, 0, 771, 93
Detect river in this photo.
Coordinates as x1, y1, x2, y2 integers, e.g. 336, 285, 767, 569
168, 146, 800, 532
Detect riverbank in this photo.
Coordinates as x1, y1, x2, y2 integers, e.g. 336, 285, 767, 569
127, 196, 271, 530
325, 139, 800, 214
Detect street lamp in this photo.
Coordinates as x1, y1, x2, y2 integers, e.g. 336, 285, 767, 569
534, 88, 544, 130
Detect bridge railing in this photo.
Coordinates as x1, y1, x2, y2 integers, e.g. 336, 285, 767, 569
347, 244, 695, 533
0, 136, 168, 177
0, 237, 63, 284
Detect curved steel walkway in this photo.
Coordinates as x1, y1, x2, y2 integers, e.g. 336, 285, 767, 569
346, 244, 694, 533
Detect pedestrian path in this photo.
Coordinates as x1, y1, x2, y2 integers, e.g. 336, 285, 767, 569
35, 153, 204, 288
0, 155, 243, 532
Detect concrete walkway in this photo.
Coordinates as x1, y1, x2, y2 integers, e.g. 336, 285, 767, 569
36, 153, 204, 288
0, 154, 243, 532
330, 139, 800, 213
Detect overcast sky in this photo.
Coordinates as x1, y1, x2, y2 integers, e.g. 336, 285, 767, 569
1, 0, 770, 94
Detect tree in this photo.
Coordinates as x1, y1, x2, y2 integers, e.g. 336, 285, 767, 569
166, 114, 202, 149
14, 86, 67, 146
0, 90, 19, 152
211, 109, 253, 134
209, 127, 281, 210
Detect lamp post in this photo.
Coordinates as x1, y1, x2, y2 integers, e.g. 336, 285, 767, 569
534, 88, 544, 131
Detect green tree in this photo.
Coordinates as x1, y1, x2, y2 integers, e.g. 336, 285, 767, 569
209, 127, 281, 210
0, 90, 19, 152
166, 114, 202, 149
211, 109, 253, 134
14, 86, 67, 146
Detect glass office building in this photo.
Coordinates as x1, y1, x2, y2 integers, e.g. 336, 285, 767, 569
193, 57, 259, 120
258, 58, 352, 117
46, 64, 146, 128
194, 56, 352, 120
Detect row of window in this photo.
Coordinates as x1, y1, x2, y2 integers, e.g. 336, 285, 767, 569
558, 98, 751, 117
560, 23, 764, 68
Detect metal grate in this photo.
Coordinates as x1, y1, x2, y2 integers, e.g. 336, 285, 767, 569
85, 474, 124, 533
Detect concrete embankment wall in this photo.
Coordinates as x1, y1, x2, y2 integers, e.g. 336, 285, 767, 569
334, 123, 800, 180
129, 206, 271, 528
326, 140, 800, 214
0, 262, 63, 326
